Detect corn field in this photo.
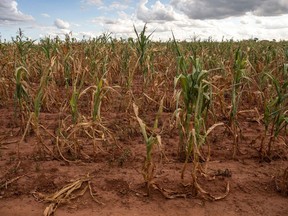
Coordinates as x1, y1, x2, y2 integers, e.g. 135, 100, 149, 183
0, 28, 288, 215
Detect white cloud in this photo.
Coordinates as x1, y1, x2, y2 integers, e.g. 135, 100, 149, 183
88, 1, 210, 40
2, 0, 288, 41
48, 29, 72, 39
88, 7, 288, 41
98, 1, 130, 11
41, 13, 50, 18
137, 0, 180, 23
0, 0, 34, 24
255, 18, 262, 24
91, 16, 118, 25
90, 11, 141, 37
54, 18, 70, 29
79, 31, 99, 38
258, 15, 288, 30
37, 25, 72, 39
78, 0, 288, 41
82, 0, 103, 6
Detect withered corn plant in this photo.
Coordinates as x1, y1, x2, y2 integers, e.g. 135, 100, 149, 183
133, 99, 163, 196
0, 41, 12, 104
14, 66, 31, 140
70, 59, 86, 124
56, 60, 118, 160
229, 48, 250, 158
13, 30, 34, 119
119, 42, 133, 88
90, 73, 118, 121
55, 116, 114, 161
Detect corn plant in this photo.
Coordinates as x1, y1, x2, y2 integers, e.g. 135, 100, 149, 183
12, 28, 35, 66
70, 84, 80, 124
34, 64, 53, 119
133, 99, 163, 196
173, 34, 211, 161
133, 24, 154, 83
173, 37, 228, 199
229, 48, 249, 158
78, 71, 117, 122
70, 68, 86, 124
174, 57, 227, 198
14, 65, 32, 141
134, 24, 153, 67
91, 74, 117, 121
13, 65, 31, 157
40, 37, 54, 60
260, 66, 288, 159
64, 51, 73, 87
55, 115, 114, 160
18, 57, 57, 158
174, 56, 212, 164
120, 43, 132, 87
91, 78, 104, 121
14, 66, 30, 111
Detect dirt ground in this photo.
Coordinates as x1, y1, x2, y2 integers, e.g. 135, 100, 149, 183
0, 96, 288, 216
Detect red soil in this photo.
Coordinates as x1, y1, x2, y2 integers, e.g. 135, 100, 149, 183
0, 94, 287, 216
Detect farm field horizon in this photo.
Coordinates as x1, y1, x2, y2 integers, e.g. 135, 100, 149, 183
0, 28, 288, 215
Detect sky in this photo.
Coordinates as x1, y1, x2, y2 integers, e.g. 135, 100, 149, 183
0, 0, 288, 41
